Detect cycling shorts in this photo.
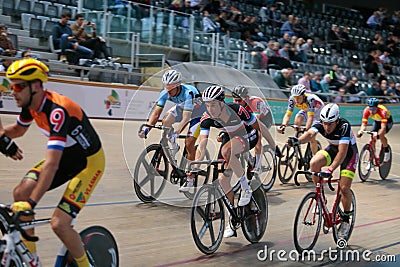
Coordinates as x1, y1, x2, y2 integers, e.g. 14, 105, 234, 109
167, 102, 207, 138
217, 129, 259, 159
23, 147, 105, 218
317, 144, 358, 179
372, 116, 393, 133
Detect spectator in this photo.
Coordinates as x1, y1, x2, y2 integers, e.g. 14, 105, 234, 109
311, 72, 329, 102
293, 17, 309, 40
366, 11, 382, 30
369, 33, 385, 51
364, 50, 380, 77
71, 14, 112, 60
344, 77, 368, 103
294, 37, 307, 62
0, 24, 17, 57
301, 38, 315, 63
297, 71, 312, 92
202, 10, 220, 33
385, 80, 398, 102
339, 27, 355, 50
379, 49, 393, 73
327, 25, 344, 52
52, 11, 93, 64
273, 68, 292, 91
320, 74, 332, 95
278, 33, 291, 48
21, 50, 31, 58
278, 43, 291, 60
280, 15, 295, 36
377, 70, 389, 84
329, 64, 346, 90
395, 83, 400, 97
333, 87, 347, 103
260, 3, 281, 27
366, 81, 384, 96
0, 58, 12, 71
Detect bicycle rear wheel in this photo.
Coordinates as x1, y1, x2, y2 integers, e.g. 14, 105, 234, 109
258, 145, 277, 192
278, 144, 298, 184
379, 145, 391, 180
180, 146, 211, 200
293, 192, 322, 253
133, 144, 169, 203
190, 184, 225, 255
241, 183, 268, 243
333, 190, 356, 244
358, 144, 372, 182
62, 226, 119, 267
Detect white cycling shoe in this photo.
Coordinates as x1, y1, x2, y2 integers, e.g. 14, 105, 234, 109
238, 188, 252, 206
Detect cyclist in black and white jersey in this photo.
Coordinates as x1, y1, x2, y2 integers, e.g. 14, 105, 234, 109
278, 84, 325, 155
185, 85, 274, 238
287, 103, 358, 239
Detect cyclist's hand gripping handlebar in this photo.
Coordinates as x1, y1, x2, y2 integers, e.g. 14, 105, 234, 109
294, 170, 335, 191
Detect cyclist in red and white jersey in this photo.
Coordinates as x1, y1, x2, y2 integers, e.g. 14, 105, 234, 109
278, 84, 325, 155
356, 97, 393, 162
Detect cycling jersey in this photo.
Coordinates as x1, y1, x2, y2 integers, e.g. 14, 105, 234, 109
17, 90, 104, 218
361, 104, 392, 124
157, 84, 201, 112
234, 96, 273, 128
311, 118, 358, 179
286, 93, 324, 116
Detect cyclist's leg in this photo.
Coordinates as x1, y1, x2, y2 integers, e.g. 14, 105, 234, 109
339, 146, 357, 220
52, 148, 105, 267
310, 146, 332, 185
185, 119, 200, 161
310, 116, 321, 155
294, 111, 306, 127
162, 105, 178, 127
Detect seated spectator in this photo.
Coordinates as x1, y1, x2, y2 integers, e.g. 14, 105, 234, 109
327, 25, 344, 52
278, 43, 291, 61
0, 24, 17, 57
377, 70, 389, 84
379, 49, 393, 74
343, 77, 367, 103
320, 74, 332, 96
260, 4, 281, 27
293, 17, 309, 40
71, 14, 113, 60
297, 71, 312, 92
52, 11, 93, 64
0, 58, 12, 72
202, 10, 220, 33
280, 15, 295, 36
21, 50, 31, 58
369, 33, 385, 51
311, 72, 328, 102
273, 68, 292, 91
395, 83, 400, 97
301, 38, 315, 63
366, 11, 382, 30
278, 33, 291, 48
333, 87, 347, 103
294, 37, 307, 62
363, 50, 380, 78
329, 64, 346, 90
366, 81, 384, 96
385, 80, 398, 103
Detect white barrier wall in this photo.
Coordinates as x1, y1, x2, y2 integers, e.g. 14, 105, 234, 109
0, 77, 165, 120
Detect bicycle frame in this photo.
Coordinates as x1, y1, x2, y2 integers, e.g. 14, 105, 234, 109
363, 131, 381, 167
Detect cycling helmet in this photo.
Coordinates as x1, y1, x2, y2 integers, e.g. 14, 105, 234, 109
291, 84, 306, 97
320, 103, 340, 123
232, 85, 248, 98
162, 69, 182, 85
367, 97, 379, 107
6, 58, 49, 83
202, 85, 225, 102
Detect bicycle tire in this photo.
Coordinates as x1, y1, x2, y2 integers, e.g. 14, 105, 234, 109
133, 144, 169, 203
180, 146, 211, 200
62, 226, 119, 267
293, 192, 322, 253
278, 144, 298, 184
190, 184, 225, 255
241, 182, 268, 243
0, 208, 10, 235
332, 190, 356, 244
358, 144, 372, 182
304, 141, 322, 182
259, 145, 277, 192
379, 145, 391, 180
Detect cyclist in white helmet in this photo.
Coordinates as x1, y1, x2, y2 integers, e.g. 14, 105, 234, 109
278, 84, 325, 155
287, 103, 358, 239
138, 69, 206, 164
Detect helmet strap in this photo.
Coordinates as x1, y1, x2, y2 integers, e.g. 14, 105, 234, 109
24, 82, 36, 109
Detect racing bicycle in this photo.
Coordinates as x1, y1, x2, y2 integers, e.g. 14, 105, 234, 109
358, 130, 392, 181
190, 159, 268, 254
134, 124, 211, 202
0, 204, 118, 267
278, 125, 322, 183
293, 170, 356, 253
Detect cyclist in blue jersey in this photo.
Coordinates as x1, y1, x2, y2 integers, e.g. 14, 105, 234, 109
138, 69, 206, 163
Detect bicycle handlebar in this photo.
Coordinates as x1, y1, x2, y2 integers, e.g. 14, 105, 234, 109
280, 125, 307, 135
294, 170, 335, 191
360, 130, 378, 137
189, 160, 226, 172
139, 123, 173, 132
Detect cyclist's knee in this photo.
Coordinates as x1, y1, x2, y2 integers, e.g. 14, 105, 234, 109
310, 156, 324, 171
50, 215, 71, 235
13, 180, 34, 201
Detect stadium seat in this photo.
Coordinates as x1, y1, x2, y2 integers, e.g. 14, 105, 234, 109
2, 0, 15, 16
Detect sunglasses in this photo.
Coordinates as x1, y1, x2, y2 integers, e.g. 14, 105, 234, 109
11, 81, 31, 92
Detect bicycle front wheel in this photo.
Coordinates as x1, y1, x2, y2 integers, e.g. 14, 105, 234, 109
241, 184, 268, 243
358, 144, 372, 182
62, 226, 119, 267
293, 192, 322, 253
259, 145, 277, 192
190, 184, 225, 255
133, 144, 169, 203
333, 190, 356, 244
278, 144, 298, 184
379, 145, 391, 180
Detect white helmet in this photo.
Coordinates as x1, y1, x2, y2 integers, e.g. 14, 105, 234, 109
202, 85, 225, 102
291, 84, 306, 96
162, 69, 182, 85
320, 103, 340, 123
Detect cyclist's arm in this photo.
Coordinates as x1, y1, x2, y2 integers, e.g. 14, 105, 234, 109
305, 113, 314, 130
281, 111, 292, 126
192, 134, 208, 169
29, 149, 62, 204
146, 106, 164, 129
174, 110, 192, 134
358, 107, 369, 133
252, 119, 276, 147
3, 122, 28, 138
328, 143, 349, 172
298, 128, 317, 144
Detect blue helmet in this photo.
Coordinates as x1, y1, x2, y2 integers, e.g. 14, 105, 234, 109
367, 98, 379, 107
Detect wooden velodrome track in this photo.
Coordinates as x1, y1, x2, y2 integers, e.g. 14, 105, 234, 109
0, 114, 399, 267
